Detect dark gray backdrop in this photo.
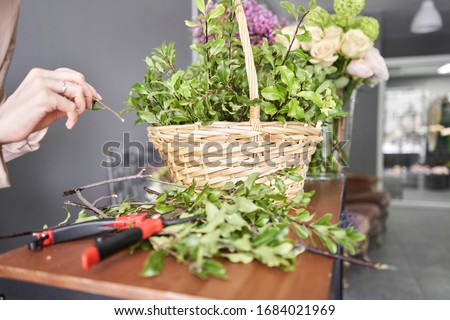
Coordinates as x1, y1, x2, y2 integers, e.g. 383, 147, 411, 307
1, 0, 192, 252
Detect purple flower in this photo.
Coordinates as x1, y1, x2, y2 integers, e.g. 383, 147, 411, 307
189, 0, 283, 45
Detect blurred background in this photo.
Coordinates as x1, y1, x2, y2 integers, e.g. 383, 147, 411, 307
1, 0, 449, 299
0, 0, 193, 251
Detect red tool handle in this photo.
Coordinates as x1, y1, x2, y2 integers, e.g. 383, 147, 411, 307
81, 217, 163, 270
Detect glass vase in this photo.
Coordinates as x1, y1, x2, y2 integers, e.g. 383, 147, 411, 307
307, 89, 358, 180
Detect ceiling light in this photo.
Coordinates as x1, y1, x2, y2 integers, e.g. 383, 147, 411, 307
411, 0, 443, 34
437, 63, 450, 74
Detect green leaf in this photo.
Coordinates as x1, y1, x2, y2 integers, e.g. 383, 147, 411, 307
209, 38, 226, 56
295, 209, 314, 222
273, 242, 294, 255
313, 213, 333, 226
139, 111, 158, 124
261, 85, 288, 102
225, 213, 248, 227
217, 60, 229, 84
335, 76, 350, 89
185, 20, 201, 28
155, 203, 176, 214
294, 224, 310, 239
316, 80, 331, 94
196, 0, 205, 14
141, 250, 168, 277
196, 259, 227, 280
200, 201, 225, 233
233, 236, 252, 251
276, 115, 287, 123
58, 207, 71, 226
309, 0, 317, 11
234, 197, 259, 213
347, 230, 366, 242
277, 66, 295, 93
222, 253, 254, 263
154, 193, 167, 203
252, 227, 280, 248
253, 246, 285, 267
261, 101, 278, 116
295, 29, 312, 43
280, 1, 298, 21
244, 172, 260, 192
331, 229, 347, 240
319, 235, 337, 253
275, 177, 286, 193
208, 4, 225, 19
297, 91, 324, 107
287, 99, 304, 120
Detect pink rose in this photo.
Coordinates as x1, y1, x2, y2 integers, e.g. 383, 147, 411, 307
364, 48, 389, 82
347, 59, 374, 79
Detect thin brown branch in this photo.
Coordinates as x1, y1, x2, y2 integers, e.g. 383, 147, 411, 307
64, 199, 184, 212
62, 170, 187, 197
93, 194, 118, 207
281, 10, 310, 66
143, 187, 161, 196
93, 98, 125, 123
75, 189, 109, 218
295, 243, 396, 271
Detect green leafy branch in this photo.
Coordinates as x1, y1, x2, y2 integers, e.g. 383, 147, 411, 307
61, 168, 384, 280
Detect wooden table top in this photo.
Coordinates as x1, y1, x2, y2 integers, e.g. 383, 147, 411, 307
0, 179, 343, 300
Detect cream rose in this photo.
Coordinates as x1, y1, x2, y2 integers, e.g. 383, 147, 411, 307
275, 25, 301, 51
300, 25, 324, 52
340, 29, 373, 59
310, 39, 339, 68
323, 26, 343, 50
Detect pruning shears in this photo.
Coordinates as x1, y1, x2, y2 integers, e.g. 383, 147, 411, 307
81, 214, 197, 270
27, 213, 149, 251
20, 213, 197, 270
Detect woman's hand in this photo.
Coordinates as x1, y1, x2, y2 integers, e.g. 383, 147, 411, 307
0, 67, 100, 145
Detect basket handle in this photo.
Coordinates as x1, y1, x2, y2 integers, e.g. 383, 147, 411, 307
233, 0, 260, 128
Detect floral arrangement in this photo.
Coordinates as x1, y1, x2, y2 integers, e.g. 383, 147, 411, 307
276, 0, 389, 105
123, 0, 345, 127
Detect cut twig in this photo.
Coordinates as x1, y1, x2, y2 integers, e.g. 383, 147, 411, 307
64, 199, 184, 212
62, 169, 187, 197
93, 194, 118, 207
93, 98, 125, 123
295, 243, 396, 271
75, 189, 109, 218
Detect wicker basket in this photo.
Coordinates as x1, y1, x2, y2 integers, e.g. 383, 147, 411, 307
148, 0, 322, 197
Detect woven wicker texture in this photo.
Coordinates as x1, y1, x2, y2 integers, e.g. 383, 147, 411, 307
148, 0, 322, 196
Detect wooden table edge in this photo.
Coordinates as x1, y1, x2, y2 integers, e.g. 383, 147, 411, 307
0, 266, 206, 300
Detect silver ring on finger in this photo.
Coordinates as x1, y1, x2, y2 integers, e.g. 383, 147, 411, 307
59, 80, 67, 95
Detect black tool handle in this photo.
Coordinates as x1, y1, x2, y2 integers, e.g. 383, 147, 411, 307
96, 228, 142, 260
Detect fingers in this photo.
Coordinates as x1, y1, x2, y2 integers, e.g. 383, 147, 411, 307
54, 67, 101, 105
52, 93, 78, 129
48, 79, 87, 115
22, 67, 101, 130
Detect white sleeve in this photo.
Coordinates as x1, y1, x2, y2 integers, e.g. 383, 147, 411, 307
0, 128, 48, 188
1, 128, 48, 162
0, 147, 11, 188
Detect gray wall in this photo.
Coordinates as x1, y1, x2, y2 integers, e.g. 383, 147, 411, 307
0, 0, 192, 252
